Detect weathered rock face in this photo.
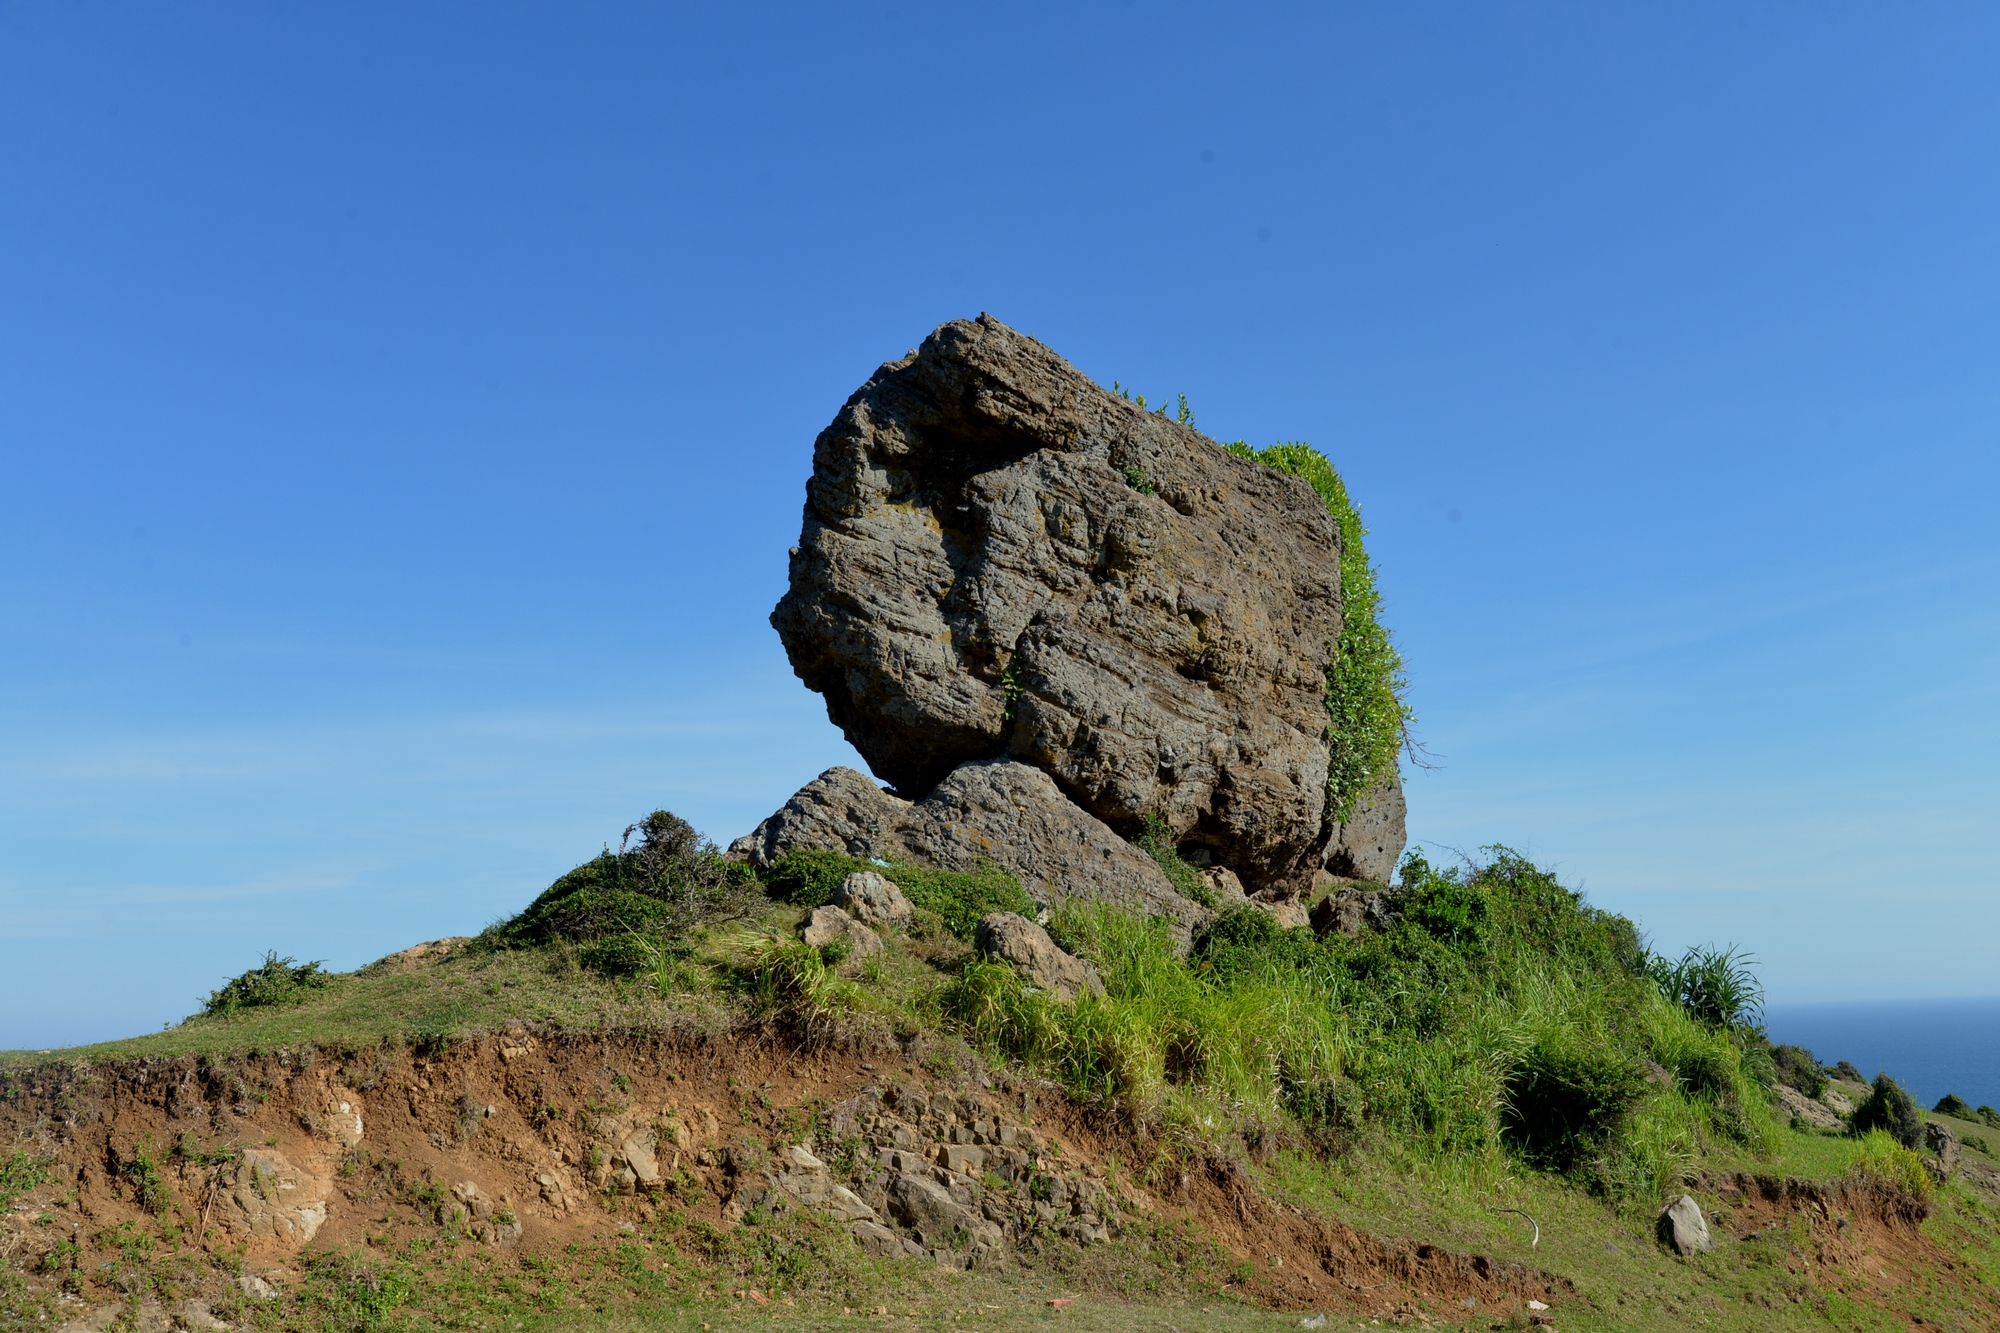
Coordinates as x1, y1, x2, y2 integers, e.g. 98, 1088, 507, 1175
834, 871, 914, 928
1658, 1194, 1712, 1255
1327, 777, 1406, 884
771, 315, 1351, 892
730, 762, 1205, 935
209, 1148, 329, 1246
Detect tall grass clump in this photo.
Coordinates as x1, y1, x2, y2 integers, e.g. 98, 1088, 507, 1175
942, 845, 1776, 1195
491, 810, 763, 974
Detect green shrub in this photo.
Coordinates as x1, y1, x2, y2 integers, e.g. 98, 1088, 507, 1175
1978, 1105, 2000, 1130
1223, 440, 1411, 822
968, 847, 1738, 1181
1770, 1044, 1827, 1098
762, 849, 864, 909
1502, 1028, 1649, 1173
200, 952, 334, 1017
763, 849, 1033, 940
496, 810, 762, 973
1852, 1073, 1923, 1149
1933, 1093, 1972, 1118
1834, 1060, 1863, 1082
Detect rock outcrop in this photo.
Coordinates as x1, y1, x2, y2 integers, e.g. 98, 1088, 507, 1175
770, 315, 1364, 893
974, 912, 1105, 1001
731, 762, 1203, 934
800, 905, 884, 959
1326, 777, 1406, 884
1658, 1194, 1712, 1255
1773, 1083, 1842, 1132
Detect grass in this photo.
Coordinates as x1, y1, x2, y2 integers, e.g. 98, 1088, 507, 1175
5, 827, 1982, 1333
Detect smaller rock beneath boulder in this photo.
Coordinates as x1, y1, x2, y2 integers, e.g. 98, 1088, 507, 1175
834, 871, 914, 929
1774, 1084, 1842, 1132
974, 912, 1104, 1001
1309, 885, 1398, 938
1926, 1120, 1960, 1174
1658, 1194, 1712, 1255
238, 1273, 280, 1300
800, 905, 884, 959
1250, 893, 1312, 930
1823, 1086, 1856, 1116
850, 1218, 925, 1258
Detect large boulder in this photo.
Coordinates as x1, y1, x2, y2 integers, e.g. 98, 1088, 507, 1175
770, 315, 1351, 892
731, 761, 1206, 936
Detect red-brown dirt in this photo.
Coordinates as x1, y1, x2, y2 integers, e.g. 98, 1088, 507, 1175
1, 1023, 1568, 1322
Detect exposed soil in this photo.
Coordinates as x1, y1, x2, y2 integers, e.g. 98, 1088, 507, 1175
1699, 1169, 2000, 1324
2, 1021, 1566, 1323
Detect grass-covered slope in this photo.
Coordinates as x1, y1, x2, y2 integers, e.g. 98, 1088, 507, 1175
8, 816, 1998, 1333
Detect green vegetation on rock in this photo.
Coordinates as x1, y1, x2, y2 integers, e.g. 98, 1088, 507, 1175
1223, 440, 1411, 822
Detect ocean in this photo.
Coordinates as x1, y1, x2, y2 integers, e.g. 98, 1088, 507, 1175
1765, 996, 2000, 1112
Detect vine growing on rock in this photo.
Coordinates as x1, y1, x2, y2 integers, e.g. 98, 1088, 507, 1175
1223, 440, 1413, 823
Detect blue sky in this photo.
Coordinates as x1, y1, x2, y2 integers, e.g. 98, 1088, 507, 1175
5, 3, 1997, 1048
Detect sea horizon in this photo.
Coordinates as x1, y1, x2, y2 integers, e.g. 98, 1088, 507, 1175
1765, 994, 2000, 1114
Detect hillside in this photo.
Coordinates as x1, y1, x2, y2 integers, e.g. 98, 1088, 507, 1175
6, 844, 2000, 1333
8, 318, 1998, 1333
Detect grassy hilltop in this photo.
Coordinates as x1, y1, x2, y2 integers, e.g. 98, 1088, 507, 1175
8, 821, 2000, 1333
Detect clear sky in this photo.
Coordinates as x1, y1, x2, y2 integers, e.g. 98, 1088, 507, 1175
5, 3, 1997, 1049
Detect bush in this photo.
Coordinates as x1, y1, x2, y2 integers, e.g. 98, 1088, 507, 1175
497, 810, 762, 973
1770, 1044, 1828, 1098
1502, 1028, 1649, 1173
762, 849, 1034, 940
1834, 1060, 1864, 1082
1933, 1093, 1972, 1118
200, 952, 334, 1017
1852, 1073, 1924, 1149
1979, 1105, 2000, 1130
1223, 441, 1411, 822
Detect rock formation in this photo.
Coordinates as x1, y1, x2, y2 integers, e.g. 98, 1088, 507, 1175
770, 314, 1374, 894
730, 762, 1201, 933
974, 912, 1106, 1001
1326, 777, 1406, 884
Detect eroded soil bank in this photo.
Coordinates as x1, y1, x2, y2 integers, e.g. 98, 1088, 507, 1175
2, 1022, 1576, 1329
